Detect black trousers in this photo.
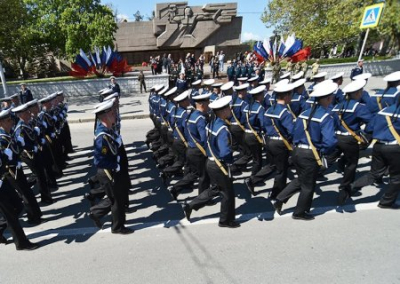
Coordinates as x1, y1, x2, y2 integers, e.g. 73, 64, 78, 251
230, 125, 251, 167
362, 143, 400, 206
140, 81, 146, 93
331, 135, 360, 192
0, 179, 30, 249
5, 168, 42, 221
90, 169, 126, 232
22, 152, 52, 201
352, 143, 392, 190
276, 148, 320, 215
163, 139, 186, 176
266, 138, 290, 197
173, 147, 209, 195
188, 161, 235, 224
118, 143, 131, 207
60, 122, 73, 153
244, 133, 263, 175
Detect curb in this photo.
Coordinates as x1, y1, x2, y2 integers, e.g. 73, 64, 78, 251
68, 114, 150, 124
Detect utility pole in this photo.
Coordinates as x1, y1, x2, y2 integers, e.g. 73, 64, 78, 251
0, 59, 8, 97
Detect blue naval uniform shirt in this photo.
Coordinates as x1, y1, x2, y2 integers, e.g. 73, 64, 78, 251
243, 101, 264, 132
294, 105, 338, 155
176, 79, 187, 92
206, 118, 233, 164
209, 92, 221, 103
290, 90, 308, 117
0, 128, 20, 167
373, 104, 400, 143
332, 99, 374, 134
93, 123, 118, 170
263, 103, 295, 140
230, 95, 248, 125
184, 109, 208, 149
14, 120, 36, 152
172, 106, 188, 140
367, 87, 399, 114
333, 88, 345, 104
158, 97, 168, 124
166, 101, 176, 129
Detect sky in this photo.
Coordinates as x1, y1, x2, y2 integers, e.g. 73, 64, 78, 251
100, 0, 274, 42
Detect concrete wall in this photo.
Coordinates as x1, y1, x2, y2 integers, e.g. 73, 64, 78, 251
2, 75, 169, 98
264, 58, 400, 79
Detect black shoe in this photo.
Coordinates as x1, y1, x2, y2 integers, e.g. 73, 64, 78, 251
244, 178, 255, 196
89, 213, 102, 229
273, 200, 283, 215
160, 172, 168, 184
218, 221, 241, 228
27, 218, 48, 225
112, 227, 134, 235
337, 190, 350, 206
16, 241, 40, 251
292, 213, 315, 221
169, 188, 178, 201
84, 193, 96, 206
183, 205, 192, 222
377, 203, 400, 210
0, 235, 8, 245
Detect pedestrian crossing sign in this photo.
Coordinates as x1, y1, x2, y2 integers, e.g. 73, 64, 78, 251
360, 3, 385, 29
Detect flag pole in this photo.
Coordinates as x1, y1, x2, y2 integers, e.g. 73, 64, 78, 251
358, 28, 370, 61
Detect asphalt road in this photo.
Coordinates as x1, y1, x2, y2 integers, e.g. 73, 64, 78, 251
0, 119, 399, 284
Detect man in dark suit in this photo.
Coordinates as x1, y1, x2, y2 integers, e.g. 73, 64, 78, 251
19, 83, 33, 104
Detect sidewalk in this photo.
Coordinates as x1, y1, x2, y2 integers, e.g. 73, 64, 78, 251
66, 75, 389, 124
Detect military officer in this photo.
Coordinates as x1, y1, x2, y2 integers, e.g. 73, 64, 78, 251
210, 83, 223, 102
176, 73, 188, 94
184, 96, 240, 228
0, 108, 44, 224
311, 59, 320, 79
263, 82, 296, 198
243, 85, 268, 195
227, 61, 235, 82
13, 103, 55, 204
201, 79, 215, 95
169, 92, 211, 199
108, 76, 121, 96
19, 83, 34, 104
353, 73, 372, 105
350, 59, 363, 80
331, 79, 374, 204
273, 80, 338, 220
289, 78, 308, 117
330, 72, 345, 104
272, 62, 281, 84
89, 99, 133, 234
366, 71, 400, 114
301, 61, 308, 78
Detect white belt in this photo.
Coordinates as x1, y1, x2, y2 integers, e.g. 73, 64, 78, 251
335, 131, 352, 136
297, 144, 312, 149
268, 136, 282, 140
245, 129, 260, 134
379, 140, 398, 145
208, 157, 220, 162
231, 122, 239, 125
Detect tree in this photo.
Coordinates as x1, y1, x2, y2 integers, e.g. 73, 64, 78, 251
133, 10, 144, 22
261, 0, 400, 56
24, 0, 118, 60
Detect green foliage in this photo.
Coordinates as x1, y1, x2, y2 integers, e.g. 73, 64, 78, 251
262, 0, 400, 52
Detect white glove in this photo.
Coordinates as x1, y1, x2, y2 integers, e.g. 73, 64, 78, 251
43, 121, 48, 128
4, 148, 12, 161
51, 133, 56, 138
17, 136, 25, 146
33, 146, 38, 153
115, 164, 120, 172
34, 126, 40, 135
117, 155, 120, 163
41, 138, 46, 145
0, 180, 3, 189
52, 115, 57, 121
17, 162, 22, 169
